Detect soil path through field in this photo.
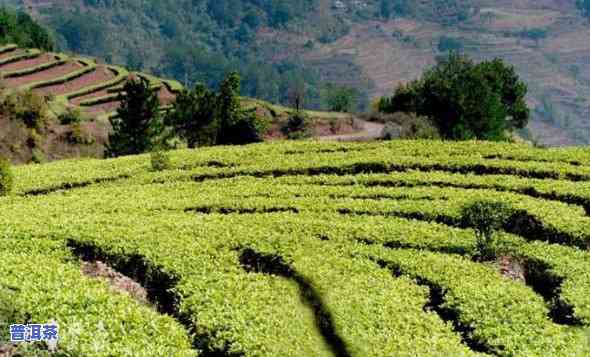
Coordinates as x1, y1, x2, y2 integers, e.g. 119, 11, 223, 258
318, 119, 384, 141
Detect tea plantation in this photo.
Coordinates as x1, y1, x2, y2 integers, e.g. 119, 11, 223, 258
1, 140, 590, 356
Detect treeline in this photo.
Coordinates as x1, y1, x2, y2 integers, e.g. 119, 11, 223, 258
109, 72, 267, 158
41, 0, 324, 109
0, 7, 53, 50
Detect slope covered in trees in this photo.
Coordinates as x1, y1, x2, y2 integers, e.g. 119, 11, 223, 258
3, 0, 590, 145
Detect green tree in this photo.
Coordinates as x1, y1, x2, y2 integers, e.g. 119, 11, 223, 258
380, 53, 530, 140
0, 8, 54, 50
322, 84, 358, 113
461, 201, 512, 261
216, 71, 244, 145
165, 84, 218, 148
166, 71, 267, 147
108, 78, 162, 157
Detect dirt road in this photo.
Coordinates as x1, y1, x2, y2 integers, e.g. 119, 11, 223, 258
318, 119, 384, 141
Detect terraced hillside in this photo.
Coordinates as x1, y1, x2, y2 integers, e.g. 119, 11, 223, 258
0, 44, 182, 120
1, 140, 590, 355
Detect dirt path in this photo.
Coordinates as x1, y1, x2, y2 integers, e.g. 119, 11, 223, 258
318, 119, 384, 141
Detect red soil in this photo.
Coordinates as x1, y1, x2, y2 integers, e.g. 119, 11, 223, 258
158, 86, 175, 105
5, 61, 82, 87
35, 65, 116, 97
0, 53, 54, 72
84, 101, 121, 114
70, 88, 114, 106
0, 48, 21, 61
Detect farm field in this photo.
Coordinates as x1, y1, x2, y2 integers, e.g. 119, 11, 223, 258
0, 44, 182, 120
1, 140, 590, 356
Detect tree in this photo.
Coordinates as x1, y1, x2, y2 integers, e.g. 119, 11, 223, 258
108, 78, 162, 156
166, 71, 267, 147
461, 201, 512, 261
216, 71, 244, 145
322, 84, 358, 113
380, 53, 530, 140
0, 8, 54, 50
165, 84, 218, 148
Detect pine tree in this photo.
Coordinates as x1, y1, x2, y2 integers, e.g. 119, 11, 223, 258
108, 78, 162, 156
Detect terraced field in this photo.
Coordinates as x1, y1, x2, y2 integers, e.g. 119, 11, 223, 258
1, 140, 590, 356
0, 44, 182, 120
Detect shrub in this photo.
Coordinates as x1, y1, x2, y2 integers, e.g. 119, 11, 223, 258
378, 112, 441, 140
282, 111, 311, 140
222, 109, 268, 145
399, 114, 441, 139
1, 90, 48, 129
150, 150, 172, 171
31, 148, 45, 164
0, 156, 13, 196
59, 106, 84, 125
461, 201, 512, 261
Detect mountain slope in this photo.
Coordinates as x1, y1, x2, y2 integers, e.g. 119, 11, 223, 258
5, 0, 590, 145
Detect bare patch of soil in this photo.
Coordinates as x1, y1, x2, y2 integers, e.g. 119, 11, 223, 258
498, 255, 526, 283
0, 53, 54, 72
0, 344, 16, 357
5, 62, 82, 87
318, 119, 384, 141
36, 65, 116, 97
81, 261, 150, 305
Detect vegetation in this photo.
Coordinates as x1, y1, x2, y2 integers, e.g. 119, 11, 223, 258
166, 71, 267, 148
165, 83, 218, 148
108, 78, 163, 157
461, 201, 511, 261
0, 156, 13, 196
150, 150, 171, 171
379, 53, 530, 141
322, 84, 358, 113
282, 110, 312, 139
0, 89, 48, 129
2, 140, 590, 355
0, 7, 53, 50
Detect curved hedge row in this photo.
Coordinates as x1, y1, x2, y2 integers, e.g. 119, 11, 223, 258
2, 141, 590, 355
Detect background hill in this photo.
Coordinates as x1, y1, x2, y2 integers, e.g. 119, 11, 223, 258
1, 0, 590, 145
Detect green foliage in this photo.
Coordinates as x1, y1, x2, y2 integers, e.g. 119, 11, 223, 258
0, 7, 53, 50
3, 141, 590, 355
58, 106, 84, 125
322, 84, 358, 113
380, 53, 530, 141
108, 78, 163, 157
42, 1, 328, 109
461, 201, 512, 260
282, 110, 312, 139
150, 150, 172, 171
0, 90, 48, 129
165, 84, 218, 148
167, 71, 267, 147
0, 156, 13, 196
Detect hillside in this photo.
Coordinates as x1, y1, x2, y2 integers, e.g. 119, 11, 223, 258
5, 0, 590, 146
1, 140, 590, 355
0, 44, 370, 163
